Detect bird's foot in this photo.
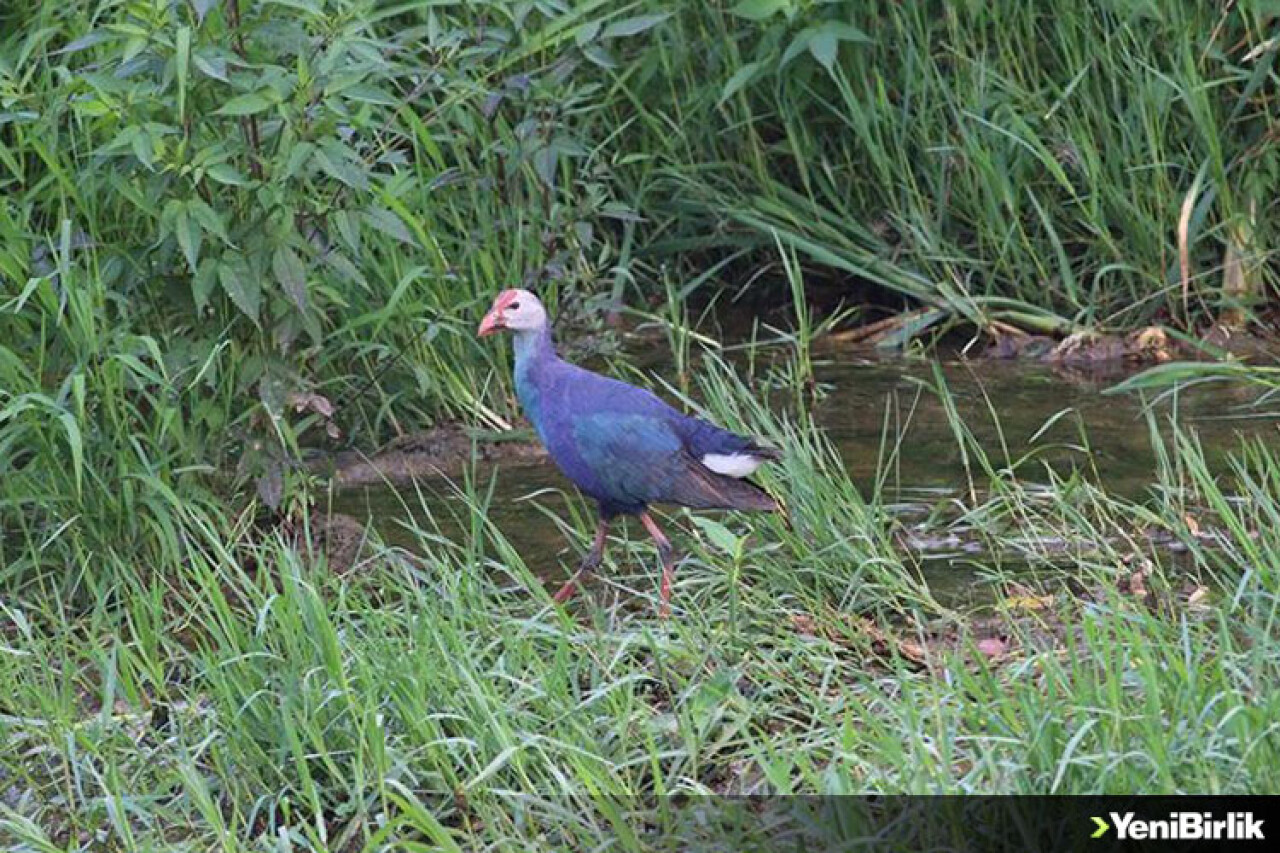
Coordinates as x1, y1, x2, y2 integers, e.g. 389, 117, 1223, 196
551, 551, 602, 605
657, 555, 675, 619
552, 577, 581, 603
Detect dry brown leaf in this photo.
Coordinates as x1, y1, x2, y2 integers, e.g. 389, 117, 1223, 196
1185, 585, 1210, 610
790, 614, 817, 636
288, 391, 336, 418
897, 639, 929, 666
1178, 183, 1196, 317
847, 615, 930, 666
1002, 582, 1055, 612
1129, 326, 1175, 362
976, 637, 1009, 658
1006, 594, 1054, 611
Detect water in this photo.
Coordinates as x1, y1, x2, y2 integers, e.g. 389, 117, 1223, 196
811, 356, 1269, 497
331, 347, 1279, 591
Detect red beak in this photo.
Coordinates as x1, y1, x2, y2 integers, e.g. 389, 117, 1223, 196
477, 309, 505, 337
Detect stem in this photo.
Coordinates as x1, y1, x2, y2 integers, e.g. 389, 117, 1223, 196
224, 0, 263, 180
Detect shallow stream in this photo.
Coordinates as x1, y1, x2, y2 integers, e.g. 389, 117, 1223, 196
332, 344, 1279, 600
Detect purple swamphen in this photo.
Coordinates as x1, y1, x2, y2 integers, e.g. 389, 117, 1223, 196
478, 289, 781, 614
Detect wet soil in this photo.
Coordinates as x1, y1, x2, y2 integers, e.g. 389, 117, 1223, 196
311, 422, 546, 488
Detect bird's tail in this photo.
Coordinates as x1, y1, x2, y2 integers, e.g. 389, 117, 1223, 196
672, 459, 780, 512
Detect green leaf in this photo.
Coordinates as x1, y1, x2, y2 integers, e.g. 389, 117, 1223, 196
731, 0, 791, 20
0, 395, 90, 499
780, 30, 812, 68
338, 83, 398, 106
283, 141, 315, 179
601, 14, 670, 39
258, 373, 288, 415
872, 308, 947, 351
785, 21, 872, 72
216, 91, 275, 116
175, 27, 191, 122
808, 31, 838, 72
192, 258, 218, 312
193, 0, 217, 24
314, 142, 369, 191
689, 516, 744, 557
219, 255, 261, 323
205, 162, 249, 186
192, 51, 228, 82
363, 206, 416, 246
272, 245, 308, 312
549, 136, 588, 157
59, 406, 84, 499
330, 210, 361, 253
174, 205, 201, 272
61, 32, 112, 55
533, 146, 558, 188
99, 125, 139, 156
720, 61, 763, 103
581, 43, 617, 68
574, 19, 602, 46
1104, 361, 1260, 394
384, 785, 466, 853
264, 0, 324, 16
122, 35, 148, 64
819, 22, 872, 44
188, 198, 228, 243
130, 129, 155, 168
324, 250, 366, 288
159, 198, 181, 242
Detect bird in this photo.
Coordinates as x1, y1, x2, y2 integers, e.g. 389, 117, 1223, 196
478, 288, 781, 614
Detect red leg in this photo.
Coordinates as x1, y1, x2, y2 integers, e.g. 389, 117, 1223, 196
639, 511, 676, 618
553, 519, 609, 604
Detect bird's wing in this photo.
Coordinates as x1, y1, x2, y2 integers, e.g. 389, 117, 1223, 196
570, 410, 776, 511
570, 411, 686, 508
673, 413, 781, 462
558, 364, 773, 457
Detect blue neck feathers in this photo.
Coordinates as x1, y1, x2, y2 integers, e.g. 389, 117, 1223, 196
513, 324, 555, 370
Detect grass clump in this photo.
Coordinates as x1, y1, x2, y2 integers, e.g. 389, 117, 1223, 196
624, 1, 1280, 335
0, 0, 663, 581
3, 359, 1279, 849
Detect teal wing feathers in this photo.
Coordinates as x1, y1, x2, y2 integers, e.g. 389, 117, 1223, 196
572, 411, 776, 512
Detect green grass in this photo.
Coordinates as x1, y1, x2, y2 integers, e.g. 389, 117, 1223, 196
617, 1, 1280, 335
3, 355, 1279, 849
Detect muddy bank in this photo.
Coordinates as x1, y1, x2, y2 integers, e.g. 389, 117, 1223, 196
984, 323, 1280, 366
815, 307, 1280, 368
311, 423, 546, 489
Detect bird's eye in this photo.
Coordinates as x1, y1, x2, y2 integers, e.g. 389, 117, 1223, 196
508, 301, 521, 310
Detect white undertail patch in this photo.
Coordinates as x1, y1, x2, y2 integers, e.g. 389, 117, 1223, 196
701, 453, 763, 478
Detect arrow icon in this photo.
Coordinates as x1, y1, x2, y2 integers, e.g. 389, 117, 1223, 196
1091, 816, 1110, 838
